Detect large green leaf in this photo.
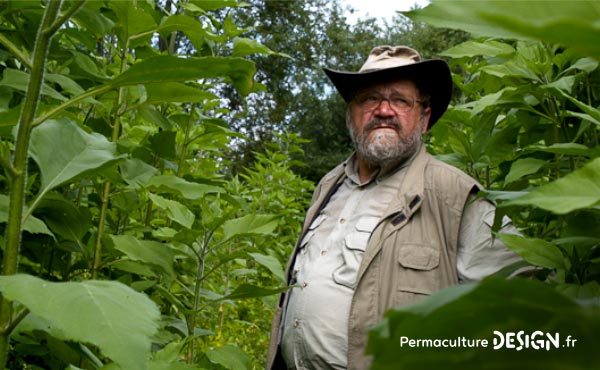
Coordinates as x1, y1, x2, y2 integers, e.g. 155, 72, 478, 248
144, 82, 216, 104
149, 193, 195, 229
147, 175, 223, 200
221, 214, 279, 241
3, 274, 160, 370
504, 158, 600, 213
110, 235, 176, 278
111, 56, 255, 96
368, 277, 600, 370
205, 344, 250, 370
405, 1, 600, 60
504, 158, 546, 184
499, 234, 568, 270
29, 118, 124, 206
248, 252, 285, 283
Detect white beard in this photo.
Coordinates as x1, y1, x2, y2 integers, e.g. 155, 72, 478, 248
350, 118, 424, 168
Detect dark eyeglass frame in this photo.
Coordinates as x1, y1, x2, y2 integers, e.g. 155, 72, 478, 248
354, 92, 424, 113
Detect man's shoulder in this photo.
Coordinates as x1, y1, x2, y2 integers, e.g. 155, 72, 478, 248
318, 162, 346, 185
422, 152, 482, 191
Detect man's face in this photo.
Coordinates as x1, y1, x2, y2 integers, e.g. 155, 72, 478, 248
347, 80, 431, 168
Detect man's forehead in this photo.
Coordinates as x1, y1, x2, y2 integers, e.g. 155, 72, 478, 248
354, 79, 419, 95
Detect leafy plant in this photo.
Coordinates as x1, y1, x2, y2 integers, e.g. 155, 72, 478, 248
0, 1, 304, 369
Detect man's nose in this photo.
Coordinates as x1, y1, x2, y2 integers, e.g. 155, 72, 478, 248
374, 99, 396, 116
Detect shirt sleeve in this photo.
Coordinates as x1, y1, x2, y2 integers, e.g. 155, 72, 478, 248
456, 194, 523, 283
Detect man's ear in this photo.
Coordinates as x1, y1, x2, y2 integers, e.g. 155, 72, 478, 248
345, 104, 353, 130
422, 107, 432, 133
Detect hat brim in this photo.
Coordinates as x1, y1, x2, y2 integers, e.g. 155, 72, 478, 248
323, 59, 452, 129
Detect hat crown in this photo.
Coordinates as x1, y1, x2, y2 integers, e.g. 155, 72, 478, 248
359, 45, 422, 73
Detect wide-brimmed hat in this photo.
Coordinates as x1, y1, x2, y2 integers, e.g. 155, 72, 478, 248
323, 45, 452, 128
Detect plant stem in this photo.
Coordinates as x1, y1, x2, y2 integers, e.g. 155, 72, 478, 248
92, 32, 129, 278
0, 1, 64, 367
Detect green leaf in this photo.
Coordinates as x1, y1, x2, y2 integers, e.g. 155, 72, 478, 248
232, 37, 290, 58
205, 344, 250, 370
526, 143, 598, 157
0, 195, 54, 237
29, 119, 124, 202
441, 40, 515, 58
73, 4, 115, 37
137, 105, 173, 130
556, 89, 600, 128
156, 14, 206, 51
460, 87, 528, 116
405, 1, 600, 60
149, 193, 195, 229
504, 158, 546, 184
149, 131, 177, 160
0, 68, 66, 101
45, 73, 86, 97
144, 82, 217, 104
147, 175, 223, 200
543, 75, 576, 93
248, 252, 285, 283
3, 274, 160, 370
110, 235, 176, 277
35, 193, 91, 245
368, 277, 600, 370
481, 62, 539, 81
221, 214, 279, 241
504, 157, 600, 213
120, 158, 159, 188
563, 57, 599, 74
498, 234, 567, 269
218, 284, 290, 301
111, 56, 256, 96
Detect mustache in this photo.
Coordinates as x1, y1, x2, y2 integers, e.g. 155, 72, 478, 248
363, 119, 402, 133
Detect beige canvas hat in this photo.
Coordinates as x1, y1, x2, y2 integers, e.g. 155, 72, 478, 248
323, 45, 452, 128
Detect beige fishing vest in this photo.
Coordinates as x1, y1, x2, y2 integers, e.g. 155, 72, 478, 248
267, 147, 481, 370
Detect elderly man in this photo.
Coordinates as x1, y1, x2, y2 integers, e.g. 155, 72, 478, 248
266, 46, 522, 370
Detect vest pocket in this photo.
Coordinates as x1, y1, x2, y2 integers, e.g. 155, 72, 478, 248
394, 244, 441, 307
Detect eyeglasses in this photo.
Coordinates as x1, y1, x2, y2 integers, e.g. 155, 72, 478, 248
354, 92, 424, 113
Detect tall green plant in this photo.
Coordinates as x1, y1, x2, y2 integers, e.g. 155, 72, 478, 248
0, 0, 296, 368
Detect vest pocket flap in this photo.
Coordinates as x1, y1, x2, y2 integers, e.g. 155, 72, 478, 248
398, 244, 440, 270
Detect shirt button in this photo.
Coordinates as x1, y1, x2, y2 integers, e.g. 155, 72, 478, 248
302, 282, 308, 288
340, 218, 346, 224
321, 250, 327, 256
293, 319, 300, 328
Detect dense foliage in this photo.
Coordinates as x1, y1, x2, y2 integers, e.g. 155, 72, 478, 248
0, 1, 312, 369
0, 0, 598, 369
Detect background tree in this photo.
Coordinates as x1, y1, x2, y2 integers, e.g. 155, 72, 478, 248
228, 0, 468, 181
